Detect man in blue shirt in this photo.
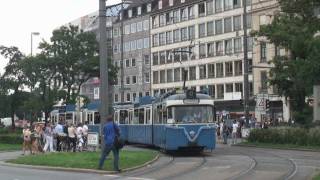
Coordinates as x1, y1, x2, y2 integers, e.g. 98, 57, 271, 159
98, 115, 120, 171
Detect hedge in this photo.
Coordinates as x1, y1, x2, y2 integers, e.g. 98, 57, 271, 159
0, 134, 23, 144
248, 127, 320, 146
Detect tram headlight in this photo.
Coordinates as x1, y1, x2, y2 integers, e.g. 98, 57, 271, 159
189, 130, 195, 138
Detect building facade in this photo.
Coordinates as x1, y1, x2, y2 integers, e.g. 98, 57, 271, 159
150, 0, 254, 116
112, 1, 153, 105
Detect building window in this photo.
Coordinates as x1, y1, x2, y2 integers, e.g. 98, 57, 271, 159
224, 17, 232, 33
144, 55, 150, 65
174, 68, 181, 82
173, 10, 180, 23
132, 93, 137, 102
126, 93, 131, 102
199, 65, 206, 79
226, 83, 233, 92
233, 15, 241, 31
153, 71, 159, 84
137, 7, 142, 15
152, 34, 159, 47
153, 52, 159, 65
225, 62, 233, 77
246, 14, 252, 28
125, 59, 130, 67
217, 84, 224, 99
216, 41, 223, 56
114, 94, 119, 103
224, 0, 233, 10
216, 63, 224, 77
234, 37, 242, 53
260, 42, 267, 62
199, 23, 206, 38
132, 76, 137, 84
215, 0, 223, 13
198, 2, 206, 17
113, 28, 119, 37
188, 6, 195, 19
189, 66, 196, 80
181, 47, 188, 61
248, 59, 253, 73
207, 42, 214, 57
247, 37, 253, 51
158, 0, 162, 9
167, 69, 173, 83
181, 28, 188, 41
207, 21, 214, 36
144, 37, 149, 48
261, 71, 268, 92
131, 23, 137, 34
234, 0, 241, 8
152, 16, 159, 28
145, 73, 150, 83
131, 58, 136, 67
143, 19, 149, 31
137, 39, 143, 49
174, 48, 181, 62
126, 76, 130, 85
188, 26, 195, 40
128, 9, 133, 18
189, 46, 195, 60
215, 19, 223, 34
234, 60, 243, 76
159, 32, 166, 46
159, 14, 166, 27
208, 85, 215, 98
145, 91, 150, 96
160, 70, 166, 83
166, 50, 173, 63
131, 40, 136, 51
166, 31, 172, 44
169, 0, 173, 6
181, 8, 188, 21
166, 11, 173, 25
225, 39, 233, 55
199, 44, 206, 59
208, 64, 215, 78
124, 24, 130, 34
147, 3, 151, 12
173, 29, 180, 43
160, 51, 166, 64
207, 0, 213, 15
235, 83, 243, 93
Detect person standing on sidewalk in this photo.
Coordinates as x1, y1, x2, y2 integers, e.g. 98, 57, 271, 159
98, 115, 120, 172
43, 122, 54, 152
232, 120, 238, 144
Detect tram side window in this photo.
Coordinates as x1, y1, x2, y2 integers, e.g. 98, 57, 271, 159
114, 112, 119, 124
162, 109, 167, 123
94, 112, 100, 124
146, 108, 151, 124
139, 108, 145, 124
133, 109, 139, 124
119, 110, 128, 124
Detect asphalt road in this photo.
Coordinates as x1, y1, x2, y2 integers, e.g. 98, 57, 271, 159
0, 144, 319, 180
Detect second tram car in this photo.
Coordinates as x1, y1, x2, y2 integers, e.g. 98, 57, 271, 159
114, 89, 216, 151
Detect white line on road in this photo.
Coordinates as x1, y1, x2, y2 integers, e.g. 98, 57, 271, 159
103, 174, 120, 178
103, 174, 154, 180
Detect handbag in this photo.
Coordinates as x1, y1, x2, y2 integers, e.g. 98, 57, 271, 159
113, 122, 125, 149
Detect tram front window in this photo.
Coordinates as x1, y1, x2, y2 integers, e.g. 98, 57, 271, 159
174, 106, 213, 123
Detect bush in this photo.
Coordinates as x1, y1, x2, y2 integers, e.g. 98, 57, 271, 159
0, 134, 23, 144
248, 127, 320, 147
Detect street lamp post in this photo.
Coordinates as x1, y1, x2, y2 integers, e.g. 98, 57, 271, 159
30, 32, 40, 56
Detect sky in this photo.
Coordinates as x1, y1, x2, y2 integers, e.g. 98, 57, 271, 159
0, 0, 119, 74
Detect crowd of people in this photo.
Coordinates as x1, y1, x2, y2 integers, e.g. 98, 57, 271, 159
22, 121, 89, 155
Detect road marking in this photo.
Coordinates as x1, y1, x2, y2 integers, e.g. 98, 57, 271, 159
103, 174, 120, 178
103, 175, 154, 180
284, 158, 298, 180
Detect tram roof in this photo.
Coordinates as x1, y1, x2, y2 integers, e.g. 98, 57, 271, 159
167, 93, 212, 100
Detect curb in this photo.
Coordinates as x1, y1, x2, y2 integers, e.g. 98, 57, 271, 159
234, 144, 320, 152
0, 153, 160, 174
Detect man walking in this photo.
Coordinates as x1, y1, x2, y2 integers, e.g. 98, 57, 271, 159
98, 115, 120, 172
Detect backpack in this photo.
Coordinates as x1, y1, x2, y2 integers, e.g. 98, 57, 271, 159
113, 123, 125, 149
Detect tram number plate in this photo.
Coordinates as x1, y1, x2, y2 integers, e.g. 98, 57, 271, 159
183, 99, 200, 104
88, 133, 99, 146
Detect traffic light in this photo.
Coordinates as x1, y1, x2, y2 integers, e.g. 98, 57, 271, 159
265, 99, 270, 109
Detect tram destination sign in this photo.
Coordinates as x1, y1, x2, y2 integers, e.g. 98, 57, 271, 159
183, 98, 200, 104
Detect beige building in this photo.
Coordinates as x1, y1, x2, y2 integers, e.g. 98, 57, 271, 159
251, 0, 290, 123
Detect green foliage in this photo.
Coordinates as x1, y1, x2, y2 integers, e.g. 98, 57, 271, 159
0, 134, 23, 144
248, 127, 320, 146
253, 0, 320, 124
9, 150, 158, 171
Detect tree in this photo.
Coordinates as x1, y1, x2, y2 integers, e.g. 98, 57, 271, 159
254, 0, 320, 124
0, 46, 28, 130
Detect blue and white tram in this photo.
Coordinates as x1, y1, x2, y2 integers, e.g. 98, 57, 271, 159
114, 90, 216, 151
